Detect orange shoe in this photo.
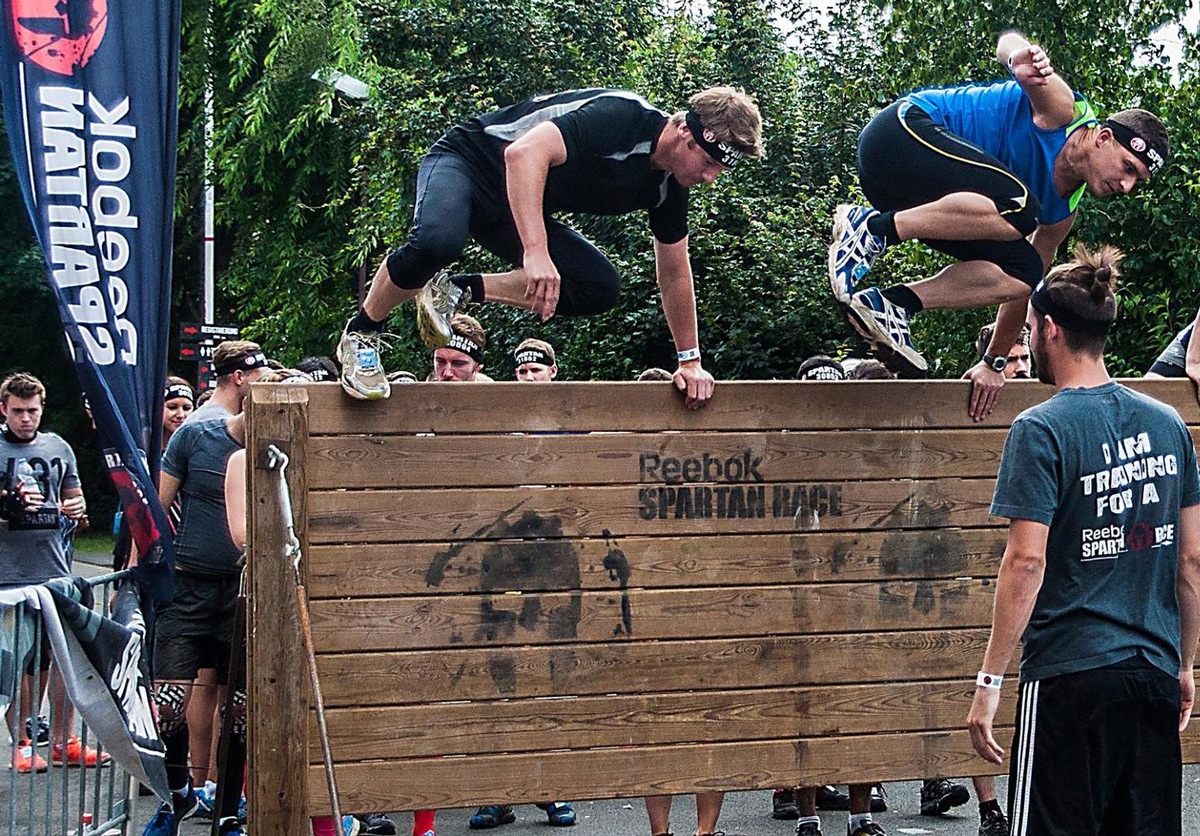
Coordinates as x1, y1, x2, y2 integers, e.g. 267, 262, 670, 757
12, 739, 48, 773
51, 736, 111, 768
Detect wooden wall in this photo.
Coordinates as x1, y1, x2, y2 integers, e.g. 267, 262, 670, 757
244, 378, 1200, 828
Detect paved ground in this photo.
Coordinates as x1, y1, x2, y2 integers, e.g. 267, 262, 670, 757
169, 769, 1200, 835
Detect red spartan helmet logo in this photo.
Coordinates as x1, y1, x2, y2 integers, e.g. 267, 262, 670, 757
10, 0, 108, 76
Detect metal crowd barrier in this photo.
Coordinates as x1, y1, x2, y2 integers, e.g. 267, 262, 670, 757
2, 569, 138, 836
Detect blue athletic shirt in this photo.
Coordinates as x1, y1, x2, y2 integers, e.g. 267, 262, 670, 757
903, 80, 1097, 225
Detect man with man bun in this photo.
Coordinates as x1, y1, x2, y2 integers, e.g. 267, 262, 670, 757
337, 86, 763, 409
969, 245, 1200, 835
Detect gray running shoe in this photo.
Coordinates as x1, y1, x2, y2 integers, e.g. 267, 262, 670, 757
416, 269, 468, 348
337, 325, 391, 400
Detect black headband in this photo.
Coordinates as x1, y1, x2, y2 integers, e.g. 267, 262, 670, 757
164, 383, 195, 403
798, 363, 846, 382
1105, 119, 1166, 176
304, 366, 334, 383
214, 351, 268, 377
685, 110, 744, 168
446, 334, 485, 364
1029, 281, 1114, 336
513, 348, 554, 368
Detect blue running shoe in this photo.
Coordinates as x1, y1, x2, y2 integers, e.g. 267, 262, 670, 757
543, 802, 576, 827
844, 287, 928, 378
142, 804, 175, 836
469, 805, 516, 829
342, 815, 363, 835
829, 204, 885, 302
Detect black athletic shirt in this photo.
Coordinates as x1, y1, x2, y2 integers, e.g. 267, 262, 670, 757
442, 89, 690, 244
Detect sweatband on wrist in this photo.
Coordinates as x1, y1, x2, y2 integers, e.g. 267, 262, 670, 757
684, 110, 744, 168
976, 672, 1003, 690
676, 347, 701, 363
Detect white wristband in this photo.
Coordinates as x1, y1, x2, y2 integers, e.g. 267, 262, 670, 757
976, 672, 1004, 690
676, 347, 701, 363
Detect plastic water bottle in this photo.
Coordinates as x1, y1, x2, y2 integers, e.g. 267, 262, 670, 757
14, 458, 35, 491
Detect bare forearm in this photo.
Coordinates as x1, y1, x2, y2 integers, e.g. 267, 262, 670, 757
504, 145, 552, 258
1179, 559, 1200, 670
987, 300, 1029, 358
981, 550, 1045, 673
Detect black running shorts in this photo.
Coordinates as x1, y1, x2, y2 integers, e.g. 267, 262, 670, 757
153, 569, 239, 684
1008, 656, 1181, 835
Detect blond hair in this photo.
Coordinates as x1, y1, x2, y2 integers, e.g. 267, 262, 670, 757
672, 87, 764, 159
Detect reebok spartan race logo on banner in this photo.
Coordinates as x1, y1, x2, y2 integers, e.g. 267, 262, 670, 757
0, 0, 182, 598
638, 450, 842, 522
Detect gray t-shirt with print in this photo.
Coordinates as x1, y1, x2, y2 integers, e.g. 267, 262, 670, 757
992, 382, 1200, 681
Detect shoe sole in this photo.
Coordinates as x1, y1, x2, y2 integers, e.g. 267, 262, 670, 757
841, 301, 928, 379
828, 204, 858, 304
339, 373, 390, 400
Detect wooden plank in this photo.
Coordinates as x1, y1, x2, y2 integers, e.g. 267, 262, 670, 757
307, 528, 1008, 597
245, 384, 311, 836
305, 428, 1011, 489
308, 478, 999, 543
300, 378, 1200, 436
308, 580, 996, 652
314, 629, 998, 706
306, 730, 1014, 812
310, 681, 1018, 761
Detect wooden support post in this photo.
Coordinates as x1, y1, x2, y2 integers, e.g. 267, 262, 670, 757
245, 383, 310, 834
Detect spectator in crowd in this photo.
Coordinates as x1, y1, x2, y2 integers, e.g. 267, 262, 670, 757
188, 341, 270, 423
0, 372, 106, 772
1145, 306, 1200, 407
974, 323, 1032, 380
513, 339, 559, 382
796, 356, 846, 381
433, 315, 489, 383
848, 359, 894, 380
138, 350, 271, 836
388, 370, 419, 385
297, 356, 339, 383
636, 368, 674, 382
465, 336, 577, 831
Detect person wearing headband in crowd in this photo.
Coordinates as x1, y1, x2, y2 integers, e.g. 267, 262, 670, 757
188, 340, 272, 423
969, 244, 1200, 835
829, 30, 1167, 420
513, 338, 559, 382
636, 368, 674, 382
796, 355, 847, 382
975, 323, 1033, 381
137, 347, 272, 836
162, 377, 195, 443
433, 315, 490, 383
337, 87, 763, 409
296, 355, 338, 384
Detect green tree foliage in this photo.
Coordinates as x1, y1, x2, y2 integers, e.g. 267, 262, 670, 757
192, 0, 1197, 383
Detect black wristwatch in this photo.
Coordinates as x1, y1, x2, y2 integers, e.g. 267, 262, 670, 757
982, 353, 1008, 373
